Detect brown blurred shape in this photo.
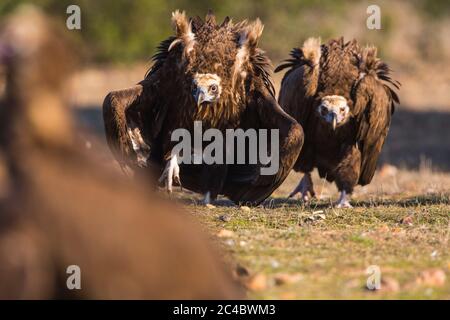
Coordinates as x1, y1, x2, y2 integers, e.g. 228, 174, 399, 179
0, 5, 243, 299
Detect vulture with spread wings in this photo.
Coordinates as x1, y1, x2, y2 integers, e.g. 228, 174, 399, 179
103, 11, 303, 205
276, 37, 399, 207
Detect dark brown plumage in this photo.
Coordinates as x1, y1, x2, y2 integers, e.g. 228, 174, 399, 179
103, 11, 303, 205
276, 37, 400, 207
0, 6, 243, 299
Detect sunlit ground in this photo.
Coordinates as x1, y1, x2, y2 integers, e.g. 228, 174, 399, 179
172, 169, 449, 299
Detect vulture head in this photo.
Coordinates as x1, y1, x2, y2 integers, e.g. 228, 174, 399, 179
161, 10, 266, 121
317, 95, 350, 130
191, 72, 222, 107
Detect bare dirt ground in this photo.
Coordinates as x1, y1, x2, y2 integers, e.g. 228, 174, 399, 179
68, 64, 449, 299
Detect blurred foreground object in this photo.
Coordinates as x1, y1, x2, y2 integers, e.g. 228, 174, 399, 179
0, 5, 243, 299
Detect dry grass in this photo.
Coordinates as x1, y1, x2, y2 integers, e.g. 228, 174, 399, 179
169, 169, 449, 299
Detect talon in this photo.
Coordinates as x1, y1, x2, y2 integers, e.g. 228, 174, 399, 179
336, 202, 352, 208
174, 174, 182, 192
335, 191, 352, 208
288, 173, 315, 202
128, 125, 150, 168
159, 155, 181, 193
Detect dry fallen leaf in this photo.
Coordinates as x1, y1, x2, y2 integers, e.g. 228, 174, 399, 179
246, 273, 267, 292
391, 227, 406, 235
218, 214, 230, 222
206, 203, 216, 209
217, 229, 235, 238
400, 215, 414, 226
304, 213, 326, 223
240, 206, 251, 212
274, 273, 303, 286
416, 269, 446, 287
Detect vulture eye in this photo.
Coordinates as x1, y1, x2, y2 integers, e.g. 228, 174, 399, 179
340, 106, 346, 112
210, 84, 218, 93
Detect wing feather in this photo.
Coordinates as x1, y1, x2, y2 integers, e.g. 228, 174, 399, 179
278, 64, 316, 128
102, 79, 168, 169
353, 47, 400, 185
250, 48, 276, 98
276, 38, 321, 128
103, 34, 177, 169
353, 74, 395, 185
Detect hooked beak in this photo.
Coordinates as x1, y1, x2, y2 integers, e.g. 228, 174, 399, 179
331, 113, 337, 131
194, 90, 205, 107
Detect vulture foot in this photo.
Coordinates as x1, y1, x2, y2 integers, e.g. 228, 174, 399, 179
288, 173, 315, 202
127, 126, 150, 168
336, 191, 352, 208
158, 155, 181, 193
202, 191, 211, 205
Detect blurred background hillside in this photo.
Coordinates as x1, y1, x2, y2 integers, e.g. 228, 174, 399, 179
2, 0, 449, 63
1, 0, 449, 170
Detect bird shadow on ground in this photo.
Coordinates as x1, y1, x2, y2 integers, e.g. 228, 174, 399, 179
170, 193, 238, 207
163, 193, 448, 210
264, 194, 449, 209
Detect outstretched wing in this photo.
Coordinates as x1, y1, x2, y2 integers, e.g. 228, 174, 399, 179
223, 85, 304, 205
102, 37, 175, 169
102, 79, 167, 169
353, 50, 400, 185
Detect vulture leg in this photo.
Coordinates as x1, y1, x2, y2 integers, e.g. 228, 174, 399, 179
288, 172, 315, 201
202, 192, 211, 205
336, 190, 352, 208
158, 155, 181, 193
334, 145, 360, 208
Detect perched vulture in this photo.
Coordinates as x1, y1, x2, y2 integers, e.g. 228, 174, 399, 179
0, 6, 243, 299
103, 11, 303, 205
276, 37, 400, 207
